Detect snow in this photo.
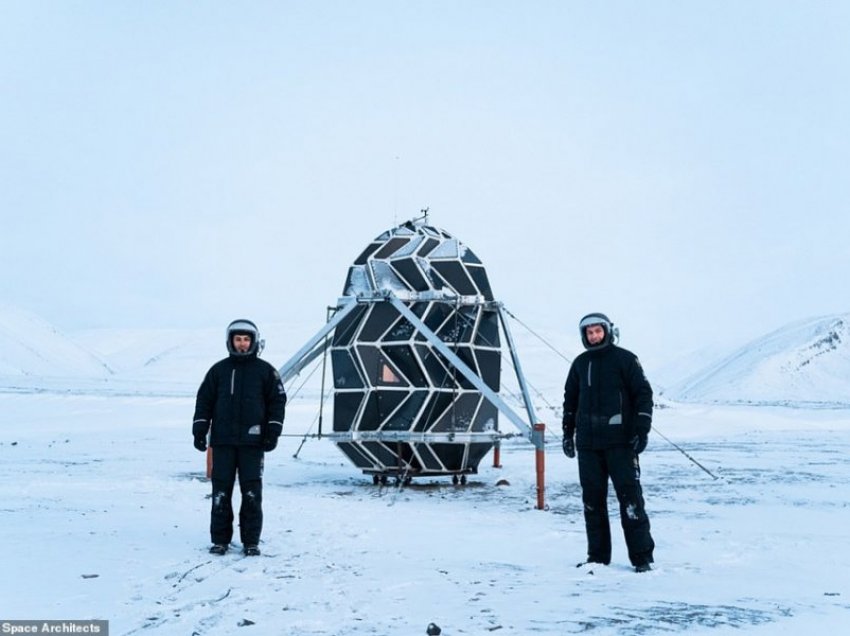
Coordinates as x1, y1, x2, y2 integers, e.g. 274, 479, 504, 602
2, 307, 850, 634
0, 304, 113, 380
665, 313, 850, 408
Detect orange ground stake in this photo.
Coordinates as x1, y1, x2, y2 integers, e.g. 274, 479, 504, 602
206, 447, 213, 479
492, 442, 502, 468
534, 423, 545, 510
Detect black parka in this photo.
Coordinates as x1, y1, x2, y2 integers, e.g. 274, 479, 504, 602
562, 344, 653, 450
193, 354, 287, 447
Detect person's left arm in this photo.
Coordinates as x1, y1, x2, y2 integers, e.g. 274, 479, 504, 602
627, 355, 653, 448
263, 367, 287, 449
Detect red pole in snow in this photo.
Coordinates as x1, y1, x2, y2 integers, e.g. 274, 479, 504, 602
206, 447, 213, 479
492, 441, 502, 468
534, 423, 545, 510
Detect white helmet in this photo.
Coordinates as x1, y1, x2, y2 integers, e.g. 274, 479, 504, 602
226, 319, 265, 356
578, 312, 619, 349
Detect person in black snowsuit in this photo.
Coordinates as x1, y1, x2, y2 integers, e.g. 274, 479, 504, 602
193, 319, 287, 556
562, 312, 655, 572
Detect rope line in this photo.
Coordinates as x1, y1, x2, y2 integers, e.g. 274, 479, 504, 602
502, 306, 572, 365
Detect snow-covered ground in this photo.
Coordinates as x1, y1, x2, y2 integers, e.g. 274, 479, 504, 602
2, 306, 850, 633
2, 390, 849, 635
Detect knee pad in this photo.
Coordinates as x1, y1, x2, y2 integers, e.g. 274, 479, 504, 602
212, 490, 230, 510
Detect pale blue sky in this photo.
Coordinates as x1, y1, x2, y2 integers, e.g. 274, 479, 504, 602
2, 1, 848, 367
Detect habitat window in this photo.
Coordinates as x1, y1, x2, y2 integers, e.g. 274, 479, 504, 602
379, 360, 403, 384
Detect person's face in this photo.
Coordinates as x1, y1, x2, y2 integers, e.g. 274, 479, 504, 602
585, 324, 606, 346
232, 334, 253, 353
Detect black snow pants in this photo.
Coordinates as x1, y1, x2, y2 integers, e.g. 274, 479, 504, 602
210, 445, 264, 546
577, 446, 654, 566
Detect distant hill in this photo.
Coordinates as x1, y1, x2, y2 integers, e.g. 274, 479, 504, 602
0, 306, 113, 378
664, 313, 850, 408
0, 305, 113, 381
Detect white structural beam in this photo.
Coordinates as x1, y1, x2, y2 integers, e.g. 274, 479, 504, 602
387, 295, 536, 443
277, 299, 361, 385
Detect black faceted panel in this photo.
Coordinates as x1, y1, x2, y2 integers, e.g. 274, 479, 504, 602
373, 237, 410, 259
430, 393, 481, 433
452, 346, 479, 390
430, 260, 477, 296
414, 443, 444, 471
331, 349, 365, 389
418, 238, 439, 256
385, 315, 415, 341
415, 345, 458, 389
359, 303, 401, 342
383, 390, 428, 431
429, 443, 466, 471
358, 390, 409, 431
467, 265, 493, 299
436, 308, 477, 344
391, 258, 430, 291
419, 304, 454, 341
418, 391, 456, 432
475, 310, 500, 347
425, 265, 448, 291
375, 389, 412, 428
333, 304, 368, 346
394, 235, 424, 256
354, 242, 383, 265
334, 392, 365, 431
383, 302, 428, 342
460, 249, 483, 265
361, 441, 399, 467
466, 443, 492, 468
358, 392, 381, 431
475, 349, 501, 392
473, 399, 498, 433
337, 442, 376, 469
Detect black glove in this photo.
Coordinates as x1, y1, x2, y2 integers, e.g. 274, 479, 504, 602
562, 435, 576, 458
193, 433, 207, 452
631, 433, 648, 454
263, 435, 279, 452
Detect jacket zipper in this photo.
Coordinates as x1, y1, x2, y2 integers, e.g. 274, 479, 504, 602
587, 360, 592, 386
230, 368, 236, 395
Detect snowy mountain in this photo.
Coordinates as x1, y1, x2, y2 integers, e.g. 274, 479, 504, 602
664, 313, 850, 408
0, 304, 113, 382
69, 321, 350, 397
67, 327, 220, 396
